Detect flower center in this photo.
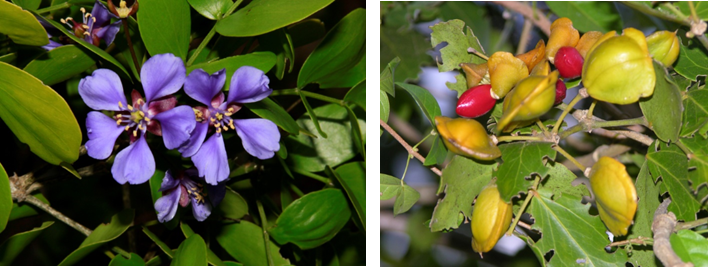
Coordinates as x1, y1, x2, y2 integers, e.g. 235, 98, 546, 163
207, 107, 237, 134
182, 179, 207, 204
114, 101, 151, 137
116, 0, 132, 18
60, 7, 97, 39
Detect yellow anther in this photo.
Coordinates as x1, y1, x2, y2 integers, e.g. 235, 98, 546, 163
138, 110, 145, 117
116, 119, 122, 125
224, 112, 232, 116
190, 187, 198, 192
118, 101, 124, 108
213, 123, 220, 128
216, 128, 222, 134
92, 17, 96, 23
125, 126, 130, 131
132, 130, 138, 137
222, 126, 228, 131
215, 113, 224, 120
60, 18, 66, 24
127, 104, 133, 111
210, 117, 216, 123
82, 25, 89, 29
83, 32, 90, 36
120, 0, 127, 8
228, 121, 235, 129
85, 13, 90, 18
80, 7, 86, 13
228, 107, 235, 113
66, 17, 74, 22
138, 124, 144, 130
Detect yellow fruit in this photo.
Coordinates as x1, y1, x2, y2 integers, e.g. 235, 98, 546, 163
516, 40, 546, 71
646, 30, 680, 66
497, 71, 559, 132
488, 52, 529, 99
460, 62, 489, 88
589, 156, 638, 236
529, 58, 551, 76
575, 31, 604, 59
471, 185, 513, 254
435, 116, 501, 160
582, 28, 655, 104
546, 18, 580, 64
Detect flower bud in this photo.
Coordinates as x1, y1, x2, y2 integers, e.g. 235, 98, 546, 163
546, 18, 580, 64
516, 40, 546, 71
497, 71, 559, 131
575, 31, 603, 59
589, 156, 638, 236
108, 0, 139, 18
471, 185, 512, 254
554, 47, 584, 79
488, 52, 529, 99
435, 116, 501, 160
582, 28, 655, 105
646, 30, 680, 66
460, 62, 489, 88
456, 84, 496, 118
555, 79, 567, 105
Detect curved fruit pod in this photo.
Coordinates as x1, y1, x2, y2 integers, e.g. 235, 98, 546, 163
646, 30, 680, 66
516, 40, 546, 71
497, 71, 559, 132
488, 52, 528, 99
471, 185, 513, 254
589, 156, 638, 236
435, 116, 501, 160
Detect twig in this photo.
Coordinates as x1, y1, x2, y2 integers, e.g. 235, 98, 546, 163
562, 144, 631, 171
561, 109, 654, 146
506, 175, 540, 236
381, 119, 442, 176
652, 199, 693, 267
516, 19, 534, 55
389, 114, 430, 152
553, 145, 586, 171
607, 236, 653, 247
675, 217, 708, 231
122, 19, 141, 74
23, 195, 92, 236
492, 1, 551, 36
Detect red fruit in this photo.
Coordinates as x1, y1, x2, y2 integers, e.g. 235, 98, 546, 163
456, 84, 496, 118
554, 79, 567, 105
555, 46, 584, 79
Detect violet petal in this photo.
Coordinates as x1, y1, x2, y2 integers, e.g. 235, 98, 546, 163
152, 105, 196, 150
96, 21, 121, 46
111, 134, 155, 184
191, 196, 212, 222
141, 53, 185, 103
227, 66, 271, 104
85, 111, 124, 160
79, 69, 127, 111
234, 119, 280, 160
178, 122, 209, 157
159, 170, 180, 191
185, 68, 226, 106
155, 187, 180, 223
191, 134, 229, 185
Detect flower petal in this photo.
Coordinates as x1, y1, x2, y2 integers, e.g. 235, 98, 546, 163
85, 111, 124, 160
159, 170, 180, 191
185, 68, 226, 106
207, 183, 226, 207
91, 0, 115, 26
191, 134, 229, 185
191, 197, 212, 222
227, 66, 272, 104
155, 187, 180, 223
178, 121, 209, 157
234, 119, 280, 160
79, 69, 127, 111
141, 53, 186, 103
152, 105, 196, 150
42, 36, 63, 51
111, 135, 155, 184
96, 21, 121, 46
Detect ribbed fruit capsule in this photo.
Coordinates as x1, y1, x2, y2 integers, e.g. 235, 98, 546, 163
471, 185, 512, 255
646, 30, 680, 66
488, 51, 529, 99
516, 40, 546, 71
554, 46, 584, 79
435, 116, 501, 160
546, 18, 580, 64
456, 84, 496, 118
576, 31, 603, 59
497, 71, 559, 131
589, 156, 638, 236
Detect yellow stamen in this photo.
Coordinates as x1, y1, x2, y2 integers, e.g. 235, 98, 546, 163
144, 117, 150, 122
222, 126, 228, 131
215, 113, 223, 120
84, 13, 90, 18
80, 7, 86, 13
120, 0, 127, 8
138, 124, 144, 130
227, 107, 235, 113
118, 101, 124, 108
210, 117, 216, 123
83, 32, 90, 36
138, 110, 145, 117
124, 126, 130, 131
116, 119, 122, 125
133, 130, 138, 137
216, 128, 222, 134
82, 25, 89, 29
60, 18, 67, 24
213, 123, 220, 128
228, 121, 235, 129
127, 104, 133, 111
92, 17, 96, 23
224, 112, 232, 116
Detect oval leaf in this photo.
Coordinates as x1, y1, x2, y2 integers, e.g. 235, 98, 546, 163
640, 61, 683, 142
0, 163, 11, 233
138, 0, 191, 61
670, 229, 708, 266
394, 82, 442, 127
188, 0, 231, 20
59, 209, 135, 265
0, 221, 54, 265
0, 1, 48, 46
216, 0, 334, 37
179, 223, 225, 266
24, 45, 96, 86
109, 253, 146, 266
331, 162, 366, 231
171, 234, 207, 266
216, 189, 249, 220
0, 62, 82, 165
269, 189, 351, 249
297, 8, 365, 89
215, 221, 291, 266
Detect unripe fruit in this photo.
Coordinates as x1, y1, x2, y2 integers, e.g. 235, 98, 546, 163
554, 79, 566, 105
488, 51, 529, 99
546, 18, 580, 64
646, 30, 680, 66
497, 71, 559, 131
460, 62, 489, 88
516, 40, 546, 71
589, 157, 638, 236
576, 31, 604, 59
554, 46, 584, 79
435, 116, 501, 160
456, 84, 496, 118
471, 185, 512, 255
530, 58, 551, 76
582, 28, 655, 105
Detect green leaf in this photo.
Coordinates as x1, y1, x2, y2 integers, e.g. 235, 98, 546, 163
187, 0, 231, 20
527, 191, 627, 266
546, 1, 622, 32
287, 19, 326, 48
395, 82, 442, 127
344, 105, 365, 158
332, 162, 366, 231
138, 0, 191, 61
0, 221, 53, 265
270, 189, 351, 249
380, 90, 390, 126
446, 73, 468, 98
35, 14, 131, 80
0, 1, 48, 46
680, 135, 708, 191
430, 19, 485, 72
680, 89, 708, 137
11, 0, 41, 10
540, 162, 590, 200
244, 97, 299, 135
109, 253, 146, 266
215, 221, 291, 266
344, 80, 366, 110
494, 142, 556, 202
258, 29, 294, 80
216, 189, 249, 221
171, 234, 207, 266
60, 162, 81, 179
647, 150, 701, 221
179, 223, 224, 266
142, 227, 173, 258
0, 163, 10, 233
0, 53, 17, 64
671, 229, 708, 267
380, 174, 401, 200
423, 138, 447, 167
216, 0, 334, 37
675, 37, 708, 82
640, 61, 683, 142
297, 8, 365, 89
0, 62, 82, 165
23, 45, 96, 86
285, 104, 363, 172
380, 57, 400, 97
678, 1, 708, 20
59, 209, 135, 265
300, 94, 327, 138
187, 52, 277, 82
394, 181, 420, 216
380, 26, 430, 82
429, 156, 496, 232
627, 161, 661, 267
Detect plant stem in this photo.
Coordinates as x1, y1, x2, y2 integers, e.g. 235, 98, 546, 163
256, 201, 274, 266
552, 92, 585, 135
506, 175, 540, 236
36, 2, 71, 13
592, 117, 648, 128
661, 3, 689, 19
289, 183, 305, 197
607, 236, 654, 247
381, 119, 443, 176
586, 100, 597, 119
675, 217, 708, 231
185, 0, 244, 66
272, 89, 344, 105
467, 47, 489, 60
24, 195, 92, 236
553, 145, 586, 171
292, 169, 330, 184
621, 2, 691, 26
535, 119, 550, 137
122, 19, 141, 74
400, 154, 412, 185
674, 141, 693, 156
496, 135, 544, 143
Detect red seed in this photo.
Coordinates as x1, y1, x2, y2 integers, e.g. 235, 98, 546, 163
554, 79, 567, 105
555, 47, 584, 79
456, 84, 496, 118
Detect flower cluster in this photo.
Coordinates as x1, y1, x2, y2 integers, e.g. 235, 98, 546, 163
42, 0, 121, 50
78, 53, 280, 222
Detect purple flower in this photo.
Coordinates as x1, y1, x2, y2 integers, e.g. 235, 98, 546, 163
79, 53, 195, 184
179, 66, 280, 185
154, 169, 226, 223
58, 0, 121, 47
